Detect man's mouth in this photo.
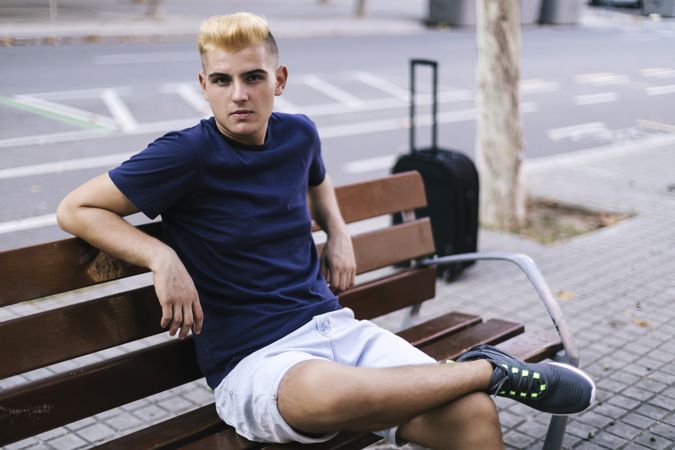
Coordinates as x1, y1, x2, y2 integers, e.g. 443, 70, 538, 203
231, 110, 254, 119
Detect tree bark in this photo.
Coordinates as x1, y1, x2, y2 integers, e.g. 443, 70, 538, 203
355, 0, 367, 17
475, 0, 526, 230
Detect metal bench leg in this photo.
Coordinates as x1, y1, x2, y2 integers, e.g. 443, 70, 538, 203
401, 303, 422, 329
543, 416, 568, 450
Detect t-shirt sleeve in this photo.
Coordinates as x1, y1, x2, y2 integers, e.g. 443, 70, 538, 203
108, 132, 199, 219
305, 116, 326, 187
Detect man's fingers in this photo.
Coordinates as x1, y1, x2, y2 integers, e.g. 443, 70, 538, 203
193, 300, 204, 335
169, 308, 183, 336
161, 304, 173, 329
179, 304, 193, 339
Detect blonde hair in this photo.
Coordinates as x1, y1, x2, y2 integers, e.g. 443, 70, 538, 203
197, 13, 278, 61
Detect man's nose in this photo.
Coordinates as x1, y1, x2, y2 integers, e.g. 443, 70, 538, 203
232, 81, 249, 103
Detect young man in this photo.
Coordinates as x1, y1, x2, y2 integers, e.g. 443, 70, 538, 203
57, 13, 595, 449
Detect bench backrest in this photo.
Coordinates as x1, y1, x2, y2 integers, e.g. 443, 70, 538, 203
0, 171, 436, 446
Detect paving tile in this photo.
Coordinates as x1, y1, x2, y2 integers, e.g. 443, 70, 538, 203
588, 431, 628, 449
502, 430, 535, 449
634, 431, 672, 450
591, 402, 627, 420
637, 378, 669, 394
607, 394, 642, 410
131, 404, 170, 422
566, 420, 598, 440
105, 412, 145, 432
3, 437, 40, 450
650, 422, 675, 440
499, 410, 526, 429
574, 440, 608, 450
621, 412, 656, 430
623, 386, 656, 402
516, 418, 549, 439
634, 403, 670, 420
47, 433, 88, 450
605, 421, 642, 440
75, 423, 116, 443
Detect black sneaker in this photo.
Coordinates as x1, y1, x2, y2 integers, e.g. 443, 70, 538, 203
457, 344, 596, 415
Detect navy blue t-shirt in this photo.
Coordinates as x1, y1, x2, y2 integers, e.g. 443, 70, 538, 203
109, 113, 340, 389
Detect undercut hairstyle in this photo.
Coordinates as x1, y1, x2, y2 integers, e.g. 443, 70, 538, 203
197, 13, 279, 65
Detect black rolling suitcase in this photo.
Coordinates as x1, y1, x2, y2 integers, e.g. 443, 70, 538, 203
392, 59, 479, 280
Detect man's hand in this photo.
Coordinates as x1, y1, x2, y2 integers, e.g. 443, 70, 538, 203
151, 248, 204, 339
320, 230, 356, 294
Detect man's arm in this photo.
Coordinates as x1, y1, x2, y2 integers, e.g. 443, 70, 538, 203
308, 175, 356, 293
56, 173, 203, 339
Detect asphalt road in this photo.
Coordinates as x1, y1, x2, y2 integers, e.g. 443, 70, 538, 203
1, 21, 675, 251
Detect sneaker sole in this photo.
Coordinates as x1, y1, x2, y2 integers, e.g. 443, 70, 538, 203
549, 362, 597, 415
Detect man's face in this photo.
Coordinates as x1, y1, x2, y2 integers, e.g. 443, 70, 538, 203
199, 44, 287, 146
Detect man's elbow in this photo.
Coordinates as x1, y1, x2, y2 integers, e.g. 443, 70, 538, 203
56, 194, 80, 234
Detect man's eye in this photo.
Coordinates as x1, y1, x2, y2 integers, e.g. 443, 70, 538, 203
213, 78, 230, 85
247, 74, 264, 82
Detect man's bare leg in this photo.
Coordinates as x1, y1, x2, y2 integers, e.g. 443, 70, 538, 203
277, 359, 498, 436
397, 392, 503, 450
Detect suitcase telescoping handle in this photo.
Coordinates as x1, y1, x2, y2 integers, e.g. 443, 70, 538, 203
410, 59, 438, 157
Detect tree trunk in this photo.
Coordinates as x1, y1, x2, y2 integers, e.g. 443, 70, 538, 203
355, 0, 367, 17
475, 0, 526, 230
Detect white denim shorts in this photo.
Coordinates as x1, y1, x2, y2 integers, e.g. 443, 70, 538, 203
214, 307, 435, 445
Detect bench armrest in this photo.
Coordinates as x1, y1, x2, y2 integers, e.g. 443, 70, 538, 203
419, 252, 579, 367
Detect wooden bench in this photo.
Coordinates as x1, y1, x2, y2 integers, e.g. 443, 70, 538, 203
0, 171, 578, 449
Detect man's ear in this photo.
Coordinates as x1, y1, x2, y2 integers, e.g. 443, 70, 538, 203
275, 65, 289, 96
198, 71, 208, 100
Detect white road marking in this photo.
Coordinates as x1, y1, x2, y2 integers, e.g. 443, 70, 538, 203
350, 71, 410, 99
301, 75, 364, 108
21, 86, 133, 101
161, 82, 211, 116
0, 214, 57, 235
640, 67, 675, 79
0, 129, 113, 149
520, 79, 560, 94
273, 95, 298, 114
94, 52, 197, 65
575, 92, 618, 106
0, 152, 133, 180
343, 155, 397, 174
526, 133, 675, 172
575, 72, 630, 86
101, 89, 139, 132
11, 95, 118, 130
646, 85, 675, 96
636, 118, 675, 133
548, 122, 609, 142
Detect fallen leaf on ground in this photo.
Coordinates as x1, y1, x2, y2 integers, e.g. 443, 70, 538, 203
557, 289, 576, 301
633, 319, 651, 328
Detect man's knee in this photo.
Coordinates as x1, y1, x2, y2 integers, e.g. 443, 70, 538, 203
277, 360, 350, 432
461, 392, 500, 426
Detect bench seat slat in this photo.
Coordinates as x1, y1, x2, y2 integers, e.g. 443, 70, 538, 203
0, 286, 160, 380
316, 219, 434, 275
0, 339, 201, 445
94, 404, 228, 450
397, 311, 482, 347
261, 432, 381, 450
420, 319, 525, 362
0, 222, 161, 307
495, 329, 563, 362
339, 267, 436, 320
